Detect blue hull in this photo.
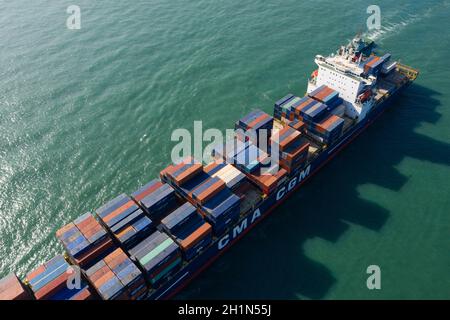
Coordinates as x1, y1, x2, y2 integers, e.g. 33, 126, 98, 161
145, 85, 408, 300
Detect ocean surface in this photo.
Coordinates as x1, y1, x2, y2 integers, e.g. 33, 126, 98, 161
1, 0, 449, 299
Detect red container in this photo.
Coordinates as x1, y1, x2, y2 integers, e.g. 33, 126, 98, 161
192, 180, 226, 205
247, 113, 270, 129
103, 200, 136, 225
133, 181, 163, 202
204, 161, 222, 174
34, 271, 70, 300
0, 273, 30, 300
289, 120, 305, 132
271, 126, 301, 151
284, 143, 309, 162
248, 168, 287, 194
174, 164, 203, 185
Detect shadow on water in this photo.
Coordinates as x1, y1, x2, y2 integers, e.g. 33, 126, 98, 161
176, 83, 449, 300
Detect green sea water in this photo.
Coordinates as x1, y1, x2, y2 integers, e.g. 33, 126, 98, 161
1, 0, 449, 299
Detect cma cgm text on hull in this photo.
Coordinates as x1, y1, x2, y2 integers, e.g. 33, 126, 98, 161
217, 164, 311, 250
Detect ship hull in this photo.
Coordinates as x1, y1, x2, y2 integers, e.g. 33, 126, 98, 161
145, 84, 410, 300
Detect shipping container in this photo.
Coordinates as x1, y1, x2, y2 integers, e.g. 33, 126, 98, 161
25, 255, 91, 300
299, 101, 328, 122
210, 163, 246, 190
191, 177, 226, 205
86, 248, 146, 300
274, 94, 295, 109
129, 231, 182, 287
160, 202, 203, 234
56, 212, 115, 268
308, 114, 345, 144
160, 157, 203, 186
0, 273, 31, 300
131, 179, 164, 202
199, 189, 241, 235
95, 194, 155, 250
161, 203, 213, 260
246, 166, 288, 195
270, 126, 301, 152
139, 184, 177, 220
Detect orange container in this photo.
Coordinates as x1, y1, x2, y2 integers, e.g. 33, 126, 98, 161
180, 222, 212, 251
174, 163, 203, 185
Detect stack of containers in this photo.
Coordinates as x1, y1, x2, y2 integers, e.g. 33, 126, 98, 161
284, 118, 306, 132
160, 157, 203, 187
86, 248, 147, 300
204, 162, 246, 190
129, 231, 182, 287
308, 85, 343, 111
270, 126, 310, 174
292, 96, 318, 118
191, 176, 226, 205
295, 99, 329, 123
234, 143, 269, 174
199, 188, 241, 235
131, 179, 163, 202
274, 94, 307, 121
235, 110, 273, 147
160, 202, 213, 260
25, 255, 92, 300
246, 166, 288, 195
95, 194, 153, 250
274, 94, 294, 120
363, 55, 388, 76
132, 181, 178, 221
307, 114, 345, 145
56, 213, 115, 268
0, 273, 31, 300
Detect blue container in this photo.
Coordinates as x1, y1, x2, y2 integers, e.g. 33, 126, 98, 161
98, 276, 125, 300
105, 203, 140, 228
95, 194, 130, 219
300, 102, 328, 122
179, 171, 210, 196
140, 184, 176, 219
131, 179, 161, 200
201, 189, 241, 235
48, 282, 90, 300
274, 94, 295, 108
182, 230, 212, 261
161, 202, 202, 233
205, 162, 227, 176
192, 177, 223, 201
238, 110, 265, 129
322, 91, 339, 105
28, 255, 68, 290
308, 85, 327, 98
129, 231, 181, 275
110, 209, 145, 234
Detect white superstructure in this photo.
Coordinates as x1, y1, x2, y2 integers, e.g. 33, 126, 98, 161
307, 36, 387, 121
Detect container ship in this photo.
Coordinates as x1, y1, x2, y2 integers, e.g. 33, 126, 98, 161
0, 36, 419, 301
